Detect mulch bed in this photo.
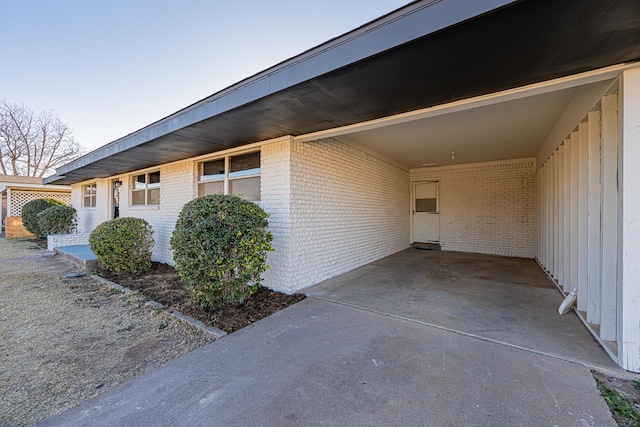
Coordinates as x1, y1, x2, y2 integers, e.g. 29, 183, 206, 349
95, 262, 305, 333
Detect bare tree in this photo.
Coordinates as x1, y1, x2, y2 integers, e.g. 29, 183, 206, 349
0, 100, 85, 177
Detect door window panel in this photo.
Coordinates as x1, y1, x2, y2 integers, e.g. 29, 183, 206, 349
416, 198, 437, 213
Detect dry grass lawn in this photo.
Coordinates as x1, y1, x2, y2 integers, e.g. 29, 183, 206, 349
0, 238, 216, 426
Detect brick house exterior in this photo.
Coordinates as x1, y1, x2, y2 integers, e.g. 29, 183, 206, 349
68, 137, 536, 293
45, 0, 640, 371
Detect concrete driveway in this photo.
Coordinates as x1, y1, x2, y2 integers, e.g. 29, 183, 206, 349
40, 249, 618, 426
306, 248, 616, 369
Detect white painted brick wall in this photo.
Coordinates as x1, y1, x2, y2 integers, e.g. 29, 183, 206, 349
73, 162, 196, 264
72, 143, 533, 292
119, 161, 197, 264
260, 137, 294, 291
411, 159, 535, 258
72, 181, 110, 234
73, 138, 409, 293
284, 138, 411, 291
47, 233, 91, 251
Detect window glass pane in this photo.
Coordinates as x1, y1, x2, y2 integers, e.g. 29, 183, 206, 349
416, 198, 437, 213
148, 171, 160, 184
132, 190, 146, 205
83, 184, 96, 207
201, 159, 225, 181
83, 184, 95, 197
148, 171, 160, 188
199, 181, 224, 197
148, 188, 160, 205
135, 174, 146, 190
229, 177, 261, 201
229, 152, 260, 177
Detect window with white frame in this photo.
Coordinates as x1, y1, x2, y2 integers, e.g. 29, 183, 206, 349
131, 171, 160, 205
198, 151, 261, 201
82, 183, 97, 208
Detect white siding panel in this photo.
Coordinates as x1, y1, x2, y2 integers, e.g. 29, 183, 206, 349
577, 122, 589, 311
587, 111, 602, 324
618, 69, 640, 372
600, 94, 618, 341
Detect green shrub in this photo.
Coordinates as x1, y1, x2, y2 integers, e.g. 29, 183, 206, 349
170, 195, 274, 306
89, 217, 155, 274
21, 198, 66, 237
37, 205, 77, 235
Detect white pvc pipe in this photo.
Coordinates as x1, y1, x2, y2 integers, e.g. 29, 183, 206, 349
558, 288, 578, 314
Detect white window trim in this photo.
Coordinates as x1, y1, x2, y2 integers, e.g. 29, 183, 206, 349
197, 150, 261, 201
131, 170, 161, 206
82, 183, 97, 208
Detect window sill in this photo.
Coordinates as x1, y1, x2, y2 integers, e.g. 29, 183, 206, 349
128, 205, 160, 211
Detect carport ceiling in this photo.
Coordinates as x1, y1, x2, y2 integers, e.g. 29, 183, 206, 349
333, 84, 596, 169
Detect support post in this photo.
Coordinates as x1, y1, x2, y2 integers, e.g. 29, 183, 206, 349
570, 131, 579, 295
587, 111, 602, 325
600, 94, 618, 342
617, 69, 640, 372
563, 138, 572, 292
577, 122, 589, 311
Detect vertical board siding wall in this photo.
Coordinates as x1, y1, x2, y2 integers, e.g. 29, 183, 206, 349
536, 93, 625, 366
618, 69, 640, 372
412, 159, 536, 258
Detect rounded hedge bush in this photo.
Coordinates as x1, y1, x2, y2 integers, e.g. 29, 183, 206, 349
37, 205, 77, 235
89, 217, 155, 274
170, 195, 274, 306
21, 198, 66, 237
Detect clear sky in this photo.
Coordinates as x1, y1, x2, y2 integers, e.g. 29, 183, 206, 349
1, 1, 410, 151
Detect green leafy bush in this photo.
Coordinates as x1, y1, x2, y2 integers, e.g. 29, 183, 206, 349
37, 205, 77, 235
21, 198, 66, 237
170, 195, 274, 306
89, 217, 155, 274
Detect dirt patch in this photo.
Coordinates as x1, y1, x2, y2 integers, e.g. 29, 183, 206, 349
1, 238, 304, 426
0, 239, 215, 426
95, 262, 306, 333
592, 370, 640, 426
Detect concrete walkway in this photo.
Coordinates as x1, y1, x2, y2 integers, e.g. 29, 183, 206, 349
53, 245, 98, 270
39, 250, 619, 426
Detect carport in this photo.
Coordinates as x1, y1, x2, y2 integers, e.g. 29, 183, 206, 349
305, 249, 616, 370
297, 60, 640, 372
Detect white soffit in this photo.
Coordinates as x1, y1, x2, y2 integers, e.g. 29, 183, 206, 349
297, 64, 635, 169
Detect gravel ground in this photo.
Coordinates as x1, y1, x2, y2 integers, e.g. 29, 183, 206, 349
0, 238, 216, 426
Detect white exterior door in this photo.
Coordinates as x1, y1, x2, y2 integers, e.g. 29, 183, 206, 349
413, 181, 439, 243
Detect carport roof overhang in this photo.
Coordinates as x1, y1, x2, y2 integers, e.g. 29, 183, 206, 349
45, 0, 640, 185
